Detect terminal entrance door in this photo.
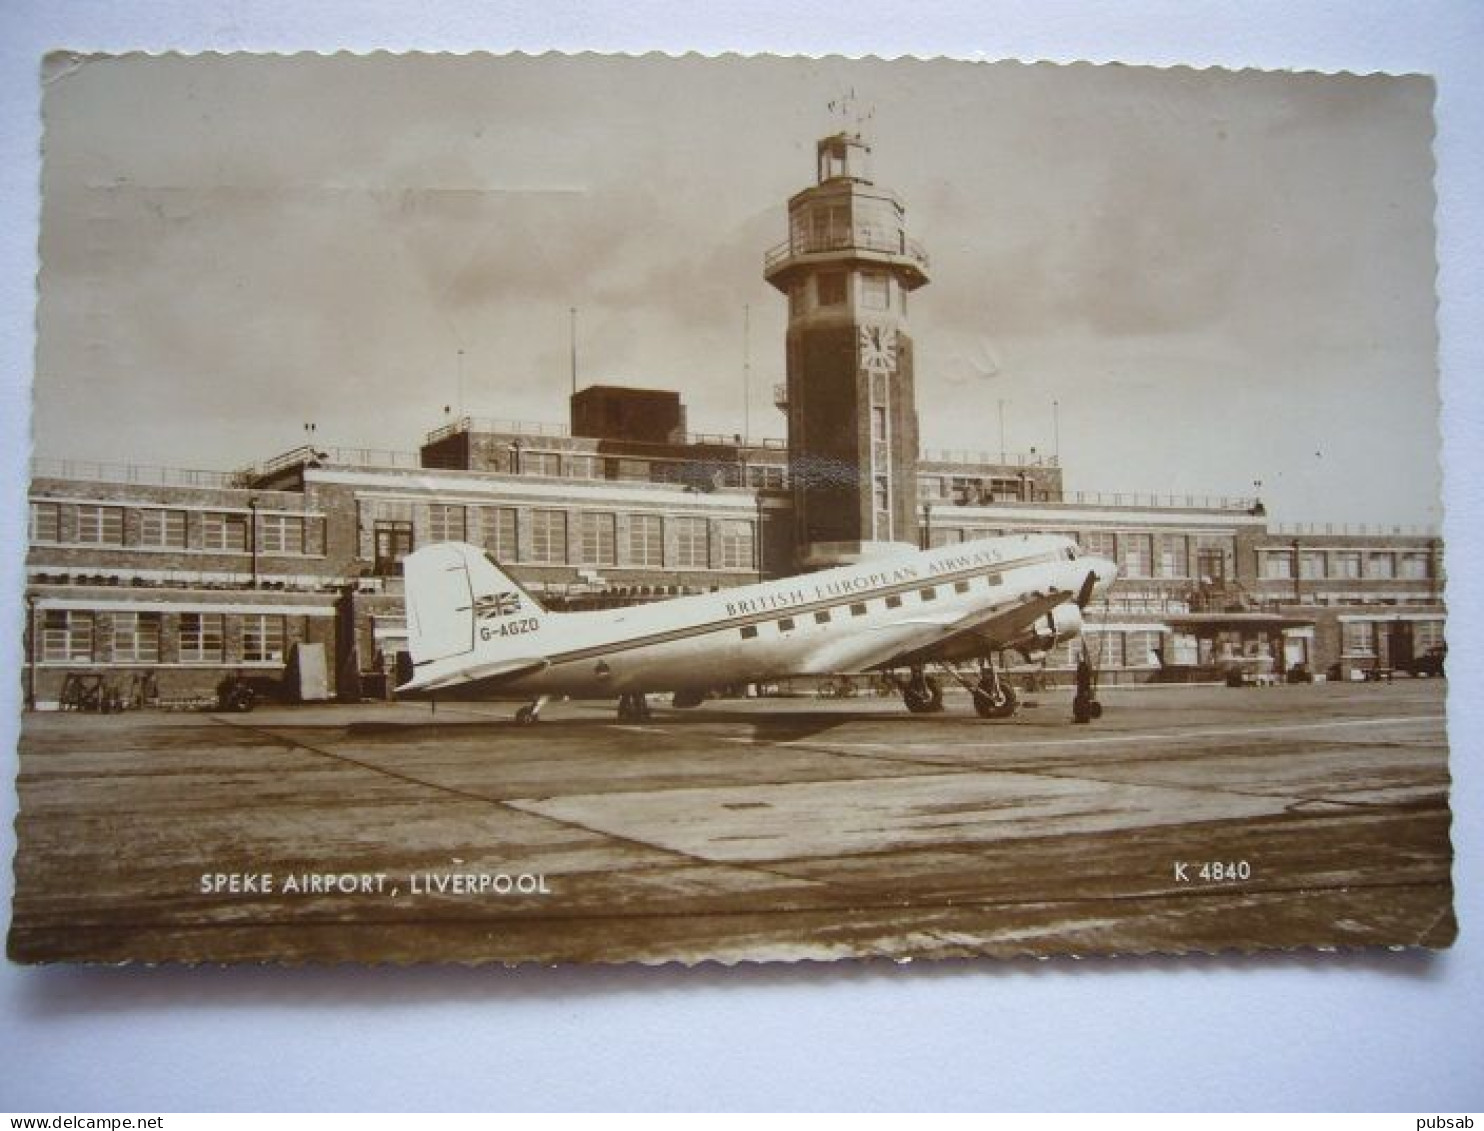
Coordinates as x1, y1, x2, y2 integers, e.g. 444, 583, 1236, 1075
1197, 546, 1227, 583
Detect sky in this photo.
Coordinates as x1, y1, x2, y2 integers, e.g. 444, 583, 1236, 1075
32, 52, 1441, 526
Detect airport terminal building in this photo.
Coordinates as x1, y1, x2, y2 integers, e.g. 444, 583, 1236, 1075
21, 130, 1446, 707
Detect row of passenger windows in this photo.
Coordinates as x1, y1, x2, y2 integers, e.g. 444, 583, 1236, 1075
736, 575, 993, 639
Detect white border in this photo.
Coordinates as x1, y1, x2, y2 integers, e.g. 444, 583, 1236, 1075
0, 0, 1480, 1114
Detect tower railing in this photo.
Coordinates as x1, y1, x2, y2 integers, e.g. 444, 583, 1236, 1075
764, 232, 930, 272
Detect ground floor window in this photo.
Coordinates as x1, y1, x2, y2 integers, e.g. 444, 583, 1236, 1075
716, 520, 755, 570
529, 510, 568, 564
109, 612, 161, 663
672, 516, 709, 569
242, 615, 286, 664
41, 610, 93, 662
479, 507, 518, 561
626, 514, 664, 567
578, 512, 617, 567
179, 613, 225, 663
1342, 620, 1377, 656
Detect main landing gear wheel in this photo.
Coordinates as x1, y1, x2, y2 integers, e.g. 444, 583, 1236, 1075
616, 693, 652, 722
902, 673, 944, 714
972, 673, 1019, 719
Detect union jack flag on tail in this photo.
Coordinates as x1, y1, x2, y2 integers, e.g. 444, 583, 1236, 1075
474, 591, 523, 620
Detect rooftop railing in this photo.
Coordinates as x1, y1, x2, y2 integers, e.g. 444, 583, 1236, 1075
31, 458, 245, 490
920, 448, 1060, 469
1266, 522, 1441, 538
925, 488, 1261, 513
424, 415, 787, 451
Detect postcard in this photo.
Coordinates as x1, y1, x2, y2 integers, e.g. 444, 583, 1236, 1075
10, 52, 1451, 964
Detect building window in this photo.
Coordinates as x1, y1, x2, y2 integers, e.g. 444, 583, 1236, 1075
954, 579, 971, 594
138, 508, 187, 549
616, 459, 650, 482
1125, 630, 1162, 668
41, 610, 93, 662
110, 613, 161, 663
885, 594, 902, 609
1400, 552, 1431, 580
1342, 620, 1377, 656
75, 505, 124, 546
872, 405, 887, 442
567, 455, 601, 480
517, 451, 558, 477
1413, 620, 1445, 651
816, 271, 846, 307
1300, 551, 1327, 580
740, 625, 758, 640
29, 501, 61, 543
242, 615, 286, 664
1094, 632, 1125, 669
203, 512, 249, 552
861, 272, 890, 310
672, 516, 709, 569
1082, 531, 1116, 560
179, 613, 224, 663
778, 617, 795, 632
373, 521, 414, 576
929, 527, 963, 548
579, 512, 617, 567
919, 587, 937, 602
1158, 535, 1189, 578
626, 514, 664, 568
1367, 552, 1396, 580
1118, 533, 1153, 579
478, 507, 518, 560
814, 610, 831, 625
787, 282, 805, 319
426, 504, 466, 544
528, 510, 568, 564
716, 520, 755, 570
259, 513, 305, 555
1333, 552, 1362, 580
1262, 552, 1293, 580
850, 602, 868, 616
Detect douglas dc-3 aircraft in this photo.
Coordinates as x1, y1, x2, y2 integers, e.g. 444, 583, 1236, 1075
398, 533, 1117, 724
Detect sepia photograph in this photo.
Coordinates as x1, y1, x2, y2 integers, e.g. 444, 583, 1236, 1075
9, 50, 1453, 966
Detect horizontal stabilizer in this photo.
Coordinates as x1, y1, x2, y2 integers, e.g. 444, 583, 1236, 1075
399, 656, 549, 694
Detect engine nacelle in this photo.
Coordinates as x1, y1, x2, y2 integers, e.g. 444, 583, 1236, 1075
1015, 603, 1085, 661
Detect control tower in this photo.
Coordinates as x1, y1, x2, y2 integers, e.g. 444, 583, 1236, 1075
764, 127, 930, 568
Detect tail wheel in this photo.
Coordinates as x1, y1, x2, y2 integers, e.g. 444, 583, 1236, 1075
973, 679, 1019, 719
902, 676, 944, 714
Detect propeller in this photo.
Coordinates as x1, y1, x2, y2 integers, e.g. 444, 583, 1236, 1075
1075, 569, 1098, 610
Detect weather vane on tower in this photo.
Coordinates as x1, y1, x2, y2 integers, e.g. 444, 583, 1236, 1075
826, 87, 875, 136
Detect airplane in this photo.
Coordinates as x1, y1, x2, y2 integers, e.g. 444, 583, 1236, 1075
397, 532, 1118, 724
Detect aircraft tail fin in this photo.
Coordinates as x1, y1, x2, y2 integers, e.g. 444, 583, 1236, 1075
403, 542, 548, 668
